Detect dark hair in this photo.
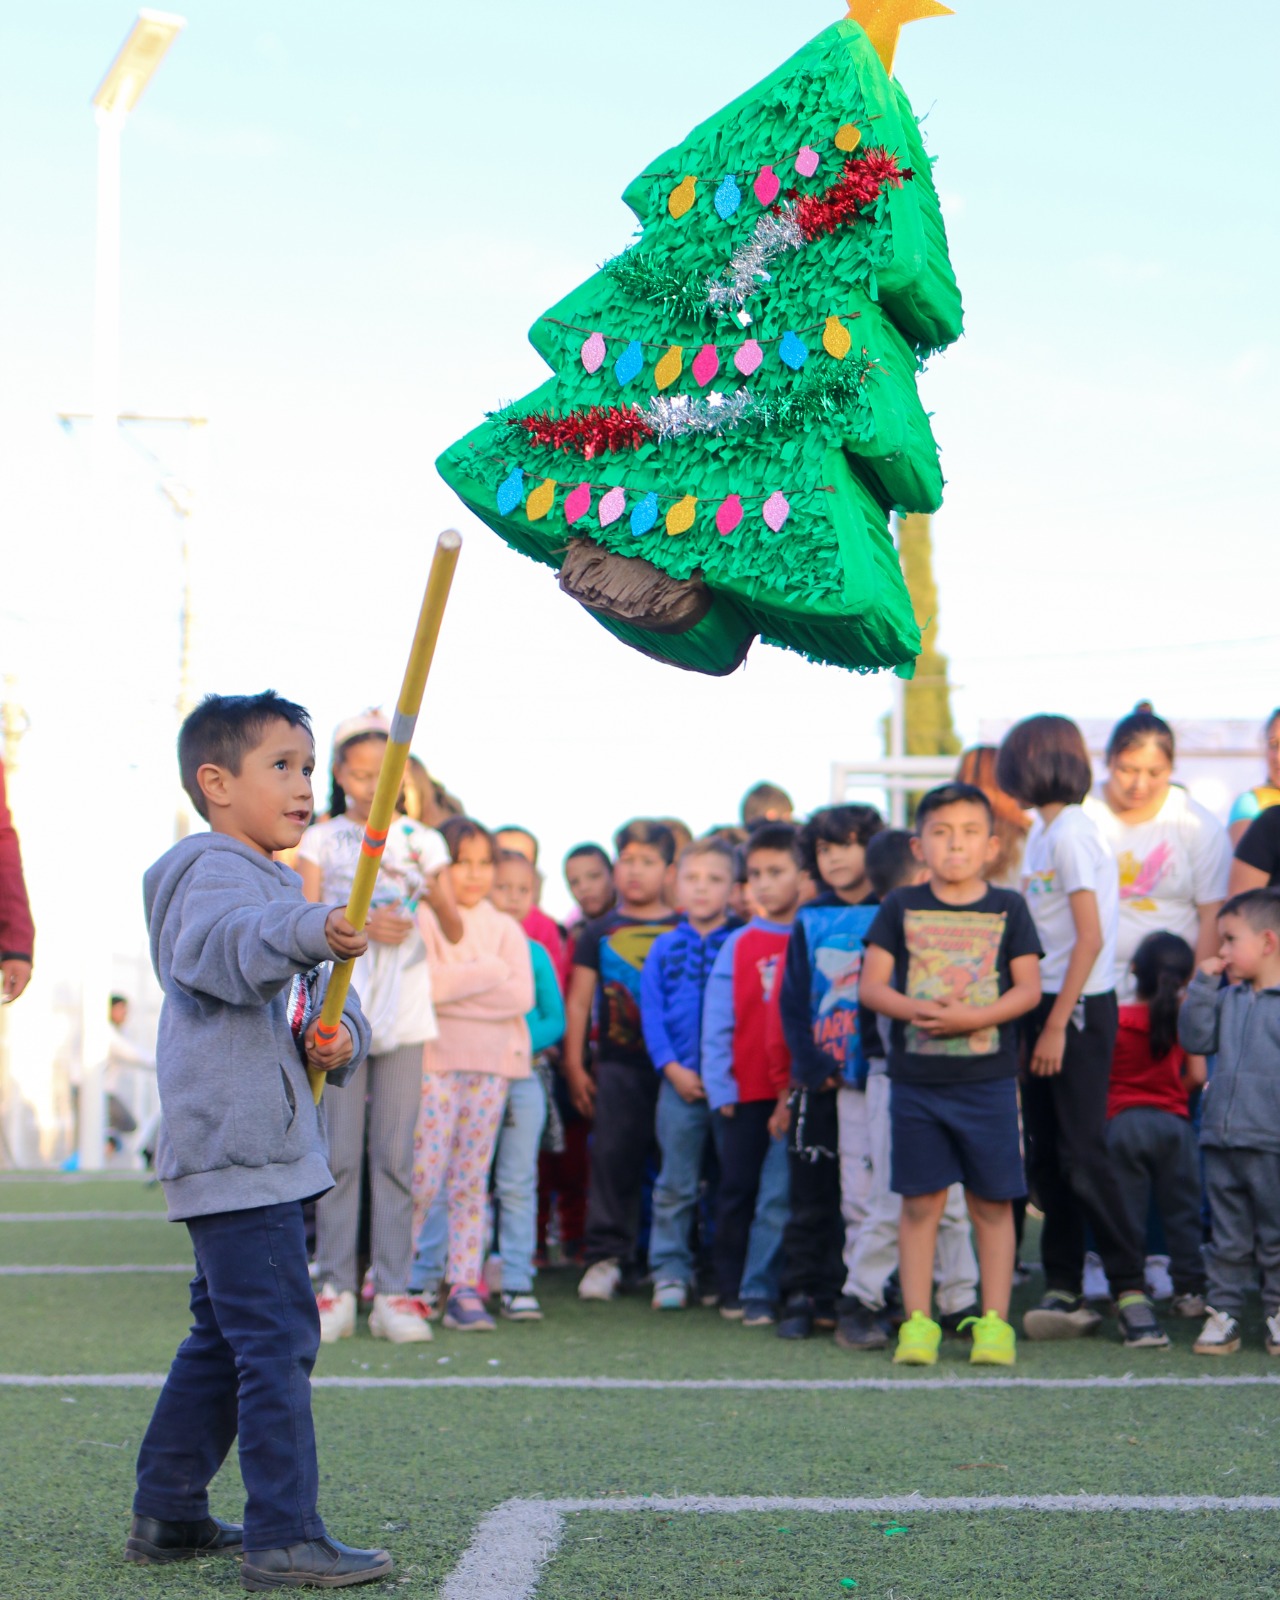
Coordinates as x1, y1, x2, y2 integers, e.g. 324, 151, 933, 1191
744, 820, 803, 866
613, 818, 677, 866
440, 816, 495, 864
679, 836, 737, 871
915, 782, 995, 831
741, 781, 794, 826
1130, 931, 1194, 1060
996, 715, 1094, 809
1266, 709, 1280, 735
1106, 706, 1175, 766
108, 993, 127, 1012
865, 829, 917, 898
495, 848, 535, 872
495, 824, 539, 864
657, 816, 694, 855
329, 730, 389, 817
564, 842, 611, 872
702, 824, 749, 848
956, 745, 1030, 883
797, 804, 884, 879
1220, 888, 1280, 938
178, 691, 311, 822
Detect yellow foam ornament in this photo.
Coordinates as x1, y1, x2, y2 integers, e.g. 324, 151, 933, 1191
655, 345, 684, 391
526, 478, 557, 521
834, 122, 862, 153
844, 0, 953, 76
668, 175, 698, 219
666, 495, 698, 535
823, 316, 853, 360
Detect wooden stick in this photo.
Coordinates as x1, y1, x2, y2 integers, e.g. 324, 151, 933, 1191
308, 529, 462, 1104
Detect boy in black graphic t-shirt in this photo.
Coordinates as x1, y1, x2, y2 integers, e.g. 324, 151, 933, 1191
861, 783, 1042, 1368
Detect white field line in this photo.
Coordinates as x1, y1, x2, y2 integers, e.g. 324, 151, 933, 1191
440, 1493, 1280, 1600
0, 1264, 190, 1276
0, 1211, 167, 1222
3, 1371, 1280, 1392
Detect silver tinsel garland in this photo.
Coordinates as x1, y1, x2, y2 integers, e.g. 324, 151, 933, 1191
645, 389, 762, 441
705, 205, 806, 318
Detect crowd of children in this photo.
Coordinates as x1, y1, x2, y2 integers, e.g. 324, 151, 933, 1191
281, 703, 1280, 1372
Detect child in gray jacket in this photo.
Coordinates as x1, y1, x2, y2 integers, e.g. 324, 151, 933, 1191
126, 692, 393, 1591
1179, 888, 1280, 1359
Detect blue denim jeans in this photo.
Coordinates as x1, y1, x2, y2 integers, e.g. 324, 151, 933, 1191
409, 1076, 547, 1294
651, 1080, 787, 1302
133, 1201, 325, 1551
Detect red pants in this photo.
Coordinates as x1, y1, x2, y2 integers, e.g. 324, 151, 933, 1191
538, 1117, 591, 1254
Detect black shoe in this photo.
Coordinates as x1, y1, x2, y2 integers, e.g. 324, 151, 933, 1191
242, 1536, 393, 1590
834, 1299, 890, 1351
776, 1294, 814, 1340
125, 1514, 244, 1564
938, 1301, 980, 1338
1023, 1290, 1103, 1341
1116, 1293, 1170, 1349
813, 1296, 838, 1331
718, 1296, 744, 1321
741, 1298, 776, 1327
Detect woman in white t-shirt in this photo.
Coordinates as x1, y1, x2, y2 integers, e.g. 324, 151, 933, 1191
1086, 709, 1231, 1000
997, 716, 1164, 1350
296, 712, 461, 1346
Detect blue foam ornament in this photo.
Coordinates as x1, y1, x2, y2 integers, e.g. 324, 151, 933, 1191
778, 331, 809, 370
630, 492, 659, 537
496, 467, 524, 516
714, 174, 742, 220
614, 340, 644, 386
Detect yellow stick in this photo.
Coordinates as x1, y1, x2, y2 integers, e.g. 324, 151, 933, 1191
308, 529, 462, 1104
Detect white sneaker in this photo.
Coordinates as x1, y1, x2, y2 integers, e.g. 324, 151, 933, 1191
1082, 1251, 1110, 1303
316, 1283, 356, 1343
577, 1259, 621, 1301
500, 1292, 543, 1321
1266, 1311, 1280, 1357
1193, 1307, 1241, 1356
1171, 1292, 1206, 1319
1144, 1254, 1174, 1302
369, 1293, 433, 1344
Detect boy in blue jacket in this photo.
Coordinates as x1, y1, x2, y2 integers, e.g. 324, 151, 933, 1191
126, 692, 392, 1591
642, 838, 738, 1309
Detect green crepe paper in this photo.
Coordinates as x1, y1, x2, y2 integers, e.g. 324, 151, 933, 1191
435, 18, 961, 676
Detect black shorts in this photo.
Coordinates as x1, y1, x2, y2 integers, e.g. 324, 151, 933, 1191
889, 1076, 1025, 1201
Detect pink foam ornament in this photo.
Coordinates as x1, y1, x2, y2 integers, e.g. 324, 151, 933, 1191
794, 146, 820, 177
692, 344, 720, 386
598, 485, 626, 527
753, 166, 780, 206
762, 490, 791, 532
581, 331, 606, 374
564, 482, 592, 525
716, 495, 744, 537
734, 339, 764, 376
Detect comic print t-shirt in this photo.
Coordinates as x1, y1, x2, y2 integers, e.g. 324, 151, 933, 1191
866, 885, 1042, 1085
572, 910, 681, 1069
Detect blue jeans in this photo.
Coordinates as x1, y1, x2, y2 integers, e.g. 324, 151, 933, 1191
651, 1081, 786, 1302
133, 1201, 324, 1551
410, 1077, 547, 1294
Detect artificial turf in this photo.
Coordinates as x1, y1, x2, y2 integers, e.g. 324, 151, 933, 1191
3, 1176, 1280, 1598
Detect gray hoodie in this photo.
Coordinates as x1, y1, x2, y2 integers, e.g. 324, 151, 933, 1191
143, 833, 371, 1221
1179, 969, 1280, 1154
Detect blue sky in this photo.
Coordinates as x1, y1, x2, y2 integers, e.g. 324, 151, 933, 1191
1, 0, 1277, 958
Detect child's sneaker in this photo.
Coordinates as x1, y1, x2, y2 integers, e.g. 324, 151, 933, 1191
1266, 1311, 1280, 1356
1023, 1290, 1102, 1341
577, 1259, 621, 1302
316, 1284, 356, 1344
1171, 1292, 1206, 1320
742, 1299, 776, 1327
892, 1310, 941, 1366
1082, 1251, 1111, 1304
651, 1281, 688, 1312
718, 1296, 744, 1321
938, 1301, 980, 1339
442, 1287, 496, 1332
1144, 1254, 1174, 1302
961, 1310, 1016, 1366
1116, 1291, 1169, 1348
1193, 1307, 1242, 1356
835, 1299, 890, 1351
499, 1292, 543, 1322
775, 1294, 815, 1341
368, 1294, 432, 1344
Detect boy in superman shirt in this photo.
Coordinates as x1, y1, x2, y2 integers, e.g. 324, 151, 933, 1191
774, 804, 884, 1341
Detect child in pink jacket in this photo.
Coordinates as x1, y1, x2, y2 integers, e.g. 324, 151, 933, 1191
411, 818, 534, 1332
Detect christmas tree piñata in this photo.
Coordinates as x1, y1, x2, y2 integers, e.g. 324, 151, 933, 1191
437, 1, 962, 676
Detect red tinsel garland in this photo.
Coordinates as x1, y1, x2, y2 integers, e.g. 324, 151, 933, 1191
792, 148, 909, 241
515, 406, 654, 460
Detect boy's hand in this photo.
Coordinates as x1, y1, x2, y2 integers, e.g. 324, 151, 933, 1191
366, 906, 414, 947
663, 1062, 706, 1104
305, 1020, 354, 1073
767, 1094, 790, 1140
719, 1104, 735, 1118
564, 1062, 596, 1119
1029, 1022, 1066, 1077
1197, 956, 1226, 979
915, 999, 986, 1038
324, 910, 368, 961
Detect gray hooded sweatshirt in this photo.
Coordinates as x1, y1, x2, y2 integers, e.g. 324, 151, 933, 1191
1179, 969, 1280, 1154
143, 833, 371, 1221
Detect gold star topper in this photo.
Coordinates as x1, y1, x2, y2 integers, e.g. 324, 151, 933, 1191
845, 0, 954, 76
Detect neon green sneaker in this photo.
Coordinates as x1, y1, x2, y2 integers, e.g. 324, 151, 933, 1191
892, 1310, 942, 1366
962, 1310, 1016, 1366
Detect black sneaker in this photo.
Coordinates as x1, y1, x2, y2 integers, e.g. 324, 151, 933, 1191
813, 1297, 838, 1331
718, 1296, 744, 1321
1023, 1290, 1103, 1341
834, 1299, 890, 1351
741, 1298, 776, 1327
776, 1294, 815, 1340
938, 1301, 980, 1338
125, 1515, 243, 1565
1116, 1292, 1170, 1349
241, 1536, 393, 1591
